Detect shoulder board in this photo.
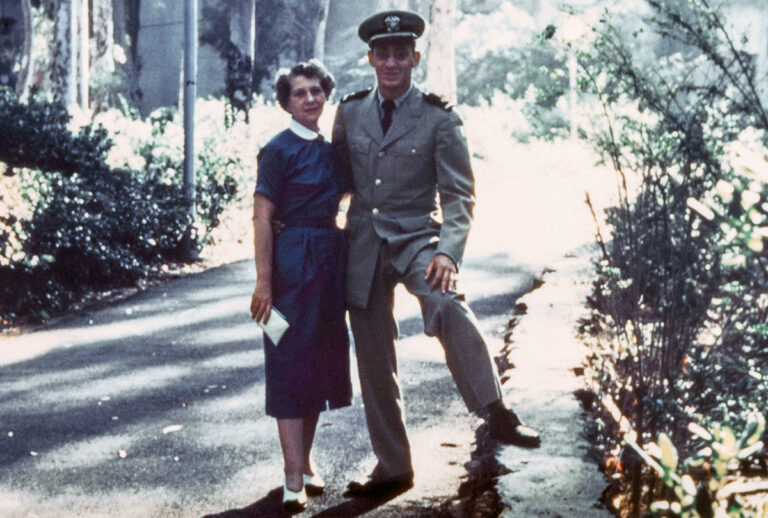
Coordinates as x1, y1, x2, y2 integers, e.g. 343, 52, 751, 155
340, 87, 373, 104
422, 92, 453, 111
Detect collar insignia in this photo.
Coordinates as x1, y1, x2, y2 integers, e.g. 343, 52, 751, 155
384, 15, 401, 33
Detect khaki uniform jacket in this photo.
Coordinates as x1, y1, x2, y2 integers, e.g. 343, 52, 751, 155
332, 86, 476, 309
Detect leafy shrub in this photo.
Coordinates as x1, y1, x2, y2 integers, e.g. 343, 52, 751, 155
0, 87, 111, 176
623, 413, 766, 517
577, 1, 768, 514
0, 89, 245, 326
455, 7, 570, 140
682, 128, 768, 443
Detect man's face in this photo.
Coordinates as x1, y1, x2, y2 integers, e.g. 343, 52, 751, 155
368, 41, 420, 96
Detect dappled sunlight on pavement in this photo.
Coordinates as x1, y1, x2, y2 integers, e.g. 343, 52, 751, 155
0, 292, 253, 366
0, 95, 622, 515
493, 251, 613, 517
0, 244, 540, 517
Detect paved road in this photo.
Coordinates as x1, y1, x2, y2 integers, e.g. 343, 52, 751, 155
0, 251, 536, 518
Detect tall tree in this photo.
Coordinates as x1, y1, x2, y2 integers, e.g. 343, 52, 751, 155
50, 0, 77, 109
426, 0, 456, 102
230, 0, 254, 62
113, 0, 142, 108
314, 0, 330, 61
75, 0, 88, 111
761, 23, 768, 107
0, 0, 33, 95
226, 0, 255, 123
90, 0, 114, 112
252, 0, 327, 92
50, 0, 88, 112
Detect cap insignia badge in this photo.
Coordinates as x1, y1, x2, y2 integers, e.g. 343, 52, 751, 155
384, 15, 401, 33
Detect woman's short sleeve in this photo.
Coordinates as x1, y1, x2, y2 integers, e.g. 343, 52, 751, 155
254, 144, 284, 203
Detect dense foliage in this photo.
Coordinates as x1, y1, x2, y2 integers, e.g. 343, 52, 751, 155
456, 25, 569, 140
0, 89, 243, 326
577, 1, 768, 516
454, 5, 570, 140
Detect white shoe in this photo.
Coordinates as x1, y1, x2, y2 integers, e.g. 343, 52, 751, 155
283, 481, 307, 512
303, 472, 326, 495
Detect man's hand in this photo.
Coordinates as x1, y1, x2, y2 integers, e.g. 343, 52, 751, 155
425, 253, 457, 295
271, 218, 285, 235
250, 282, 272, 324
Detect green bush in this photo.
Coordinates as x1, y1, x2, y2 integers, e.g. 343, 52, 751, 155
0, 89, 242, 326
453, 5, 571, 140
0, 87, 111, 176
577, 1, 768, 514
683, 128, 768, 441
622, 413, 766, 517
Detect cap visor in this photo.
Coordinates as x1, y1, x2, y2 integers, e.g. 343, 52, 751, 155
368, 32, 418, 45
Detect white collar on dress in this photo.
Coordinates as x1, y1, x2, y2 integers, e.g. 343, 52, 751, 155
289, 118, 324, 141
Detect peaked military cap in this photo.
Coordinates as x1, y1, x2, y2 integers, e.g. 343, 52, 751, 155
358, 10, 426, 46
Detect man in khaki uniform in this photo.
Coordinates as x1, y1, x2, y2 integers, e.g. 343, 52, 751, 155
333, 10, 541, 497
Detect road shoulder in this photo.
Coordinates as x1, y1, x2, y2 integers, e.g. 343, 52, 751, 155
493, 247, 613, 517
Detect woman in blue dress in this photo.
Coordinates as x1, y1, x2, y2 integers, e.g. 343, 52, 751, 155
250, 60, 351, 512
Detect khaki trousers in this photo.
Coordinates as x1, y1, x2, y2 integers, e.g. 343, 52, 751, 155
348, 244, 502, 477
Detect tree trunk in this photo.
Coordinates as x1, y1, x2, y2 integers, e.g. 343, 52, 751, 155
0, 0, 33, 95
76, 0, 88, 112
314, 0, 331, 62
18, 0, 32, 97
230, 0, 255, 59
113, 0, 142, 108
426, 0, 456, 103
90, 0, 114, 112
91, 0, 114, 77
253, 0, 327, 93
51, 0, 77, 110
226, 0, 255, 123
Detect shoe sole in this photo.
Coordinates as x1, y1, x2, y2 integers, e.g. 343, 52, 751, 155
305, 484, 325, 497
345, 479, 414, 498
283, 500, 306, 513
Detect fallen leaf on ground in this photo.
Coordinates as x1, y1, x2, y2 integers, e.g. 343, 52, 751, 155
163, 425, 183, 434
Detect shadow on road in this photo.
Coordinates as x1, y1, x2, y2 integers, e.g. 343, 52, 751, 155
0, 254, 536, 517
201, 487, 409, 518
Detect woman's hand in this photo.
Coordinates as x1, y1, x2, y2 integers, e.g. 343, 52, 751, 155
252, 193, 276, 324
250, 282, 272, 324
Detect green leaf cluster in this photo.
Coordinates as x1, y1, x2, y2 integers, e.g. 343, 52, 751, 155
0, 89, 240, 326
647, 414, 766, 517
578, 1, 768, 514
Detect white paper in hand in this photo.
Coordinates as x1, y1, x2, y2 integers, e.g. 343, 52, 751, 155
257, 308, 290, 345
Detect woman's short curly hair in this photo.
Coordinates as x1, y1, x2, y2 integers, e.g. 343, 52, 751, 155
275, 59, 336, 111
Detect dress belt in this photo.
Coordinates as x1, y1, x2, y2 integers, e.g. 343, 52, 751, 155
283, 216, 337, 229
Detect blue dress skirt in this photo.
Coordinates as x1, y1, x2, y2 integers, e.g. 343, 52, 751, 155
255, 128, 352, 419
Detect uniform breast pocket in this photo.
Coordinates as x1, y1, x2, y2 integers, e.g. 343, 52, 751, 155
392, 139, 430, 163
349, 138, 370, 158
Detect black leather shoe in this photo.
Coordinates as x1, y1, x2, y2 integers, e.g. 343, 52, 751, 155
488, 408, 541, 448
344, 471, 414, 498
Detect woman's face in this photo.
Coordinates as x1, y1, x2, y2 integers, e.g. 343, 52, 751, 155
287, 74, 326, 131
